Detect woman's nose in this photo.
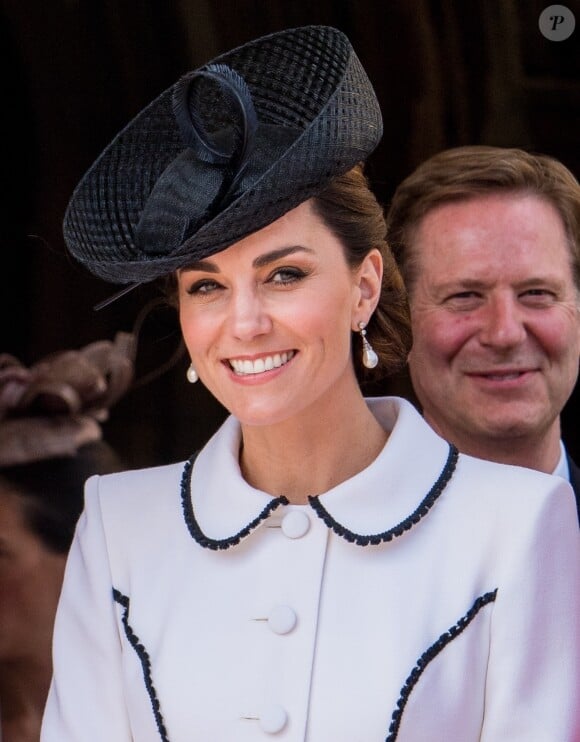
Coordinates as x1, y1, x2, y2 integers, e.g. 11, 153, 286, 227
478, 295, 526, 348
227, 288, 272, 341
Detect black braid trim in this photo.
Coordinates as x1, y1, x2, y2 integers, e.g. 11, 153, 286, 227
180, 453, 289, 550
308, 443, 459, 546
112, 588, 170, 742
385, 588, 498, 741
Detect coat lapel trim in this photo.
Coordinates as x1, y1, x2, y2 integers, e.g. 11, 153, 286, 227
113, 589, 170, 742
386, 589, 498, 741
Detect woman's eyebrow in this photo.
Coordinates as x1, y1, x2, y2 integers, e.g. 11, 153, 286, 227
252, 245, 315, 268
179, 259, 219, 274
179, 246, 315, 274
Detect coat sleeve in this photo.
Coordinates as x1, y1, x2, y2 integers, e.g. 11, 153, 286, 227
40, 475, 133, 741
481, 477, 580, 740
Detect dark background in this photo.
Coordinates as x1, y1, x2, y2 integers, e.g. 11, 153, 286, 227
1, 0, 579, 467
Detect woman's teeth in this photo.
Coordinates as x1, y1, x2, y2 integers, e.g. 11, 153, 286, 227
229, 351, 295, 376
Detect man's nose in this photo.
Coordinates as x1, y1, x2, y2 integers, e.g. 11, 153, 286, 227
478, 295, 526, 348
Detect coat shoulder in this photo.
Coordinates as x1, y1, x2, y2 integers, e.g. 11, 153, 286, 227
85, 459, 189, 526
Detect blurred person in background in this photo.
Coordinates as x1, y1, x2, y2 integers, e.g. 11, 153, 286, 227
0, 334, 133, 742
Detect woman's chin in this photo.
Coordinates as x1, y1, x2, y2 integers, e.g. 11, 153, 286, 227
232, 404, 295, 429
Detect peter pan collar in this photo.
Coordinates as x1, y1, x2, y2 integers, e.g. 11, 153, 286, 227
181, 397, 458, 550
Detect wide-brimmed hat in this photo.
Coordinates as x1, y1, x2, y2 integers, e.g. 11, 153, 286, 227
63, 25, 382, 287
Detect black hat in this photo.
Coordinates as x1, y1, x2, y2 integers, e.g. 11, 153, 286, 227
63, 25, 382, 286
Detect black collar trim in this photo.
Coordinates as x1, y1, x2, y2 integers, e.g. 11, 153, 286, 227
181, 444, 458, 551
181, 454, 289, 550
309, 444, 458, 546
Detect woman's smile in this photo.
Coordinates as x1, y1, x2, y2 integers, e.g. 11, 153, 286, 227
226, 350, 297, 377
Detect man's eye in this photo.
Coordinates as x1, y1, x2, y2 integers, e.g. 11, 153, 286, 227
443, 291, 483, 310
523, 289, 550, 296
450, 291, 478, 300
444, 291, 480, 304
521, 288, 555, 303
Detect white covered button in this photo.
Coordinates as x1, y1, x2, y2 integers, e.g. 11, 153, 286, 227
259, 704, 288, 734
281, 510, 310, 539
268, 605, 297, 635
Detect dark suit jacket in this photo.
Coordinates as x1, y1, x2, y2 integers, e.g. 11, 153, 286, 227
566, 454, 580, 524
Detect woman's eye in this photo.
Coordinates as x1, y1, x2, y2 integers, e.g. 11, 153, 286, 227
186, 279, 222, 296
269, 267, 308, 285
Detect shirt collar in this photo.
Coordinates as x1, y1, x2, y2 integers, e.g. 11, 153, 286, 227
182, 397, 456, 549
552, 440, 571, 482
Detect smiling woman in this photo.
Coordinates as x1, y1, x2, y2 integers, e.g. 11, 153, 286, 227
174, 198, 390, 441
41, 26, 580, 742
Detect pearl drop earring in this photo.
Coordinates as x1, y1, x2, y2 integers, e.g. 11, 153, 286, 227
358, 322, 378, 369
186, 364, 199, 383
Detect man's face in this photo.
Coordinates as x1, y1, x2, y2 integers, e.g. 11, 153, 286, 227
407, 193, 580, 457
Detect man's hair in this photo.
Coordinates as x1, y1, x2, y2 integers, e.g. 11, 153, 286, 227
385, 145, 580, 294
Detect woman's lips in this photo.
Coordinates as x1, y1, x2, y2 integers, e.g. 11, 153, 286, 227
227, 350, 296, 376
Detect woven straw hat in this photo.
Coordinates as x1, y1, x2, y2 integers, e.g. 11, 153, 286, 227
63, 25, 382, 286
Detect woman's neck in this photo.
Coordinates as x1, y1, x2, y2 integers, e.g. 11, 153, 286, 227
239, 385, 388, 504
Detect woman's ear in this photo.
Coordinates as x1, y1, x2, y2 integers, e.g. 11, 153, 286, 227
352, 248, 383, 325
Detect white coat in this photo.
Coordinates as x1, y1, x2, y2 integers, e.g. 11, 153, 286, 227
41, 397, 580, 741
